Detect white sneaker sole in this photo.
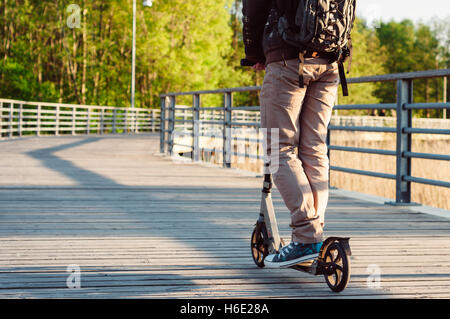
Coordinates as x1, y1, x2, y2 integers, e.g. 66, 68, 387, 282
264, 253, 319, 269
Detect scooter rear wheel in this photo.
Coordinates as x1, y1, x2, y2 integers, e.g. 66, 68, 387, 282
323, 242, 351, 292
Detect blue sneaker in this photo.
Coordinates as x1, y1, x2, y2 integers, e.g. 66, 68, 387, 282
264, 242, 323, 268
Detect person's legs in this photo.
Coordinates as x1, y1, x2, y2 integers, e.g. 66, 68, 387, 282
298, 61, 339, 228
261, 58, 339, 268
260, 59, 322, 245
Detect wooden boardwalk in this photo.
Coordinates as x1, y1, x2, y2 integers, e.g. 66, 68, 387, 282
0, 134, 450, 299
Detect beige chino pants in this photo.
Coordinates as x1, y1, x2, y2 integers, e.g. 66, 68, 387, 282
260, 57, 339, 244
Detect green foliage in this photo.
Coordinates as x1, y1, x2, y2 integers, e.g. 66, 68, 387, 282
337, 18, 386, 114
0, 1, 449, 119
0, 61, 58, 101
0, 0, 241, 108
374, 19, 445, 117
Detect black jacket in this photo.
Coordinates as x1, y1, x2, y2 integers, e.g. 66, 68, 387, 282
242, 0, 299, 65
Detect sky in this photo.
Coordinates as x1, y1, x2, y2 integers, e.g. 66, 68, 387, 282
357, 0, 450, 24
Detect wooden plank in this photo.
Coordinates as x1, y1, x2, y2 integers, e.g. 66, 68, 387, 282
0, 134, 449, 298
2, 275, 450, 291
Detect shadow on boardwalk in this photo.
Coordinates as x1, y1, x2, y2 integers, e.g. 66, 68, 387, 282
1, 135, 450, 298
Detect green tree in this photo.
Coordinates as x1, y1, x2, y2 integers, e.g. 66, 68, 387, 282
1, 1, 448, 117
337, 18, 386, 114
0, 0, 244, 109
375, 20, 443, 117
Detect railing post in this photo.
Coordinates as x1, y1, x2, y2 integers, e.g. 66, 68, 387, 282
167, 96, 176, 156
9, 103, 13, 138
55, 105, 60, 136
18, 104, 23, 137
87, 107, 90, 135
160, 99, 165, 153
125, 108, 129, 133
100, 108, 104, 134
223, 92, 232, 168
0, 101, 3, 138
192, 94, 200, 161
113, 109, 117, 134
158, 110, 161, 132
444, 76, 447, 119
72, 106, 76, 135
135, 109, 139, 133
37, 104, 42, 137
392, 79, 415, 205
151, 109, 155, 133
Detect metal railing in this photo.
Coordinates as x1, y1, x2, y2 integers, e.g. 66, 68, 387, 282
160, 68, 450, 206
331, 69, 450, 205
0, 98, 160, 138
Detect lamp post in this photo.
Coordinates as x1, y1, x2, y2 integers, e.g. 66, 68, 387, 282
131, 0, 153, 109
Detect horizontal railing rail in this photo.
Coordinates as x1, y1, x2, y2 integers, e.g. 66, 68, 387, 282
0, 98, 161, 139
160, 68, 450, 206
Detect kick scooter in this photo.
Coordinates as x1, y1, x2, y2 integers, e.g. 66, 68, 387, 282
250, 172, 352, 293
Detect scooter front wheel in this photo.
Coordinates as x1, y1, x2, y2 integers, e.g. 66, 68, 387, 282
250, 223, 268, 268
323, 242, 351, 292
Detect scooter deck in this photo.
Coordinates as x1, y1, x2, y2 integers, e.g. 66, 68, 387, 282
289, 259, 317, 274
295, 260, 314, 267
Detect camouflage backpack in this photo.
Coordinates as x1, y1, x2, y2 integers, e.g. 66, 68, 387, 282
277, 0, 356, 96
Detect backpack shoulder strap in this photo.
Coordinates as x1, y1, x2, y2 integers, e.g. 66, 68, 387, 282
338, 61, 349, 97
